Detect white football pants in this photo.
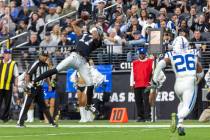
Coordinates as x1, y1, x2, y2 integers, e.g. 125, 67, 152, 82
174, 77, 197, 123
56, 52, 93, 86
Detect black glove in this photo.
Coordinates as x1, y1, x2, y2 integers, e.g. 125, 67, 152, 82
151, 79, 159, 89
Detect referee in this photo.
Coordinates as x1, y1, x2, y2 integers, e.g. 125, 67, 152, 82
17, 52, 57, 127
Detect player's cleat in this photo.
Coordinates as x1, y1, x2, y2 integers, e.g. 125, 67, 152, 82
85, 104, 99, 115
170, 113, 177, 133
79, 119, 88, 123
16, 123, 26, 128
51, 123, 58, 128
178, 127, 186, 136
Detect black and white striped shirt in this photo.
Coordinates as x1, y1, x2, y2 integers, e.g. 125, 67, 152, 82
28, 60, 48, 85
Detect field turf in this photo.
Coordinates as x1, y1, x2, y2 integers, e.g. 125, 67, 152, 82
0, 120, 209, 140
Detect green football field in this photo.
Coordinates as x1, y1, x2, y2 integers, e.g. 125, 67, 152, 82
0, 120, 210, 140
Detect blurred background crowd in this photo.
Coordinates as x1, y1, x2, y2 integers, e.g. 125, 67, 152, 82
0, 0, 210, 66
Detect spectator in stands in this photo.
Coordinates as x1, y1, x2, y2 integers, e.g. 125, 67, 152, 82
58, 32, 72, 46
110, 4, 126, 25
163, 30, 173, 51
95, 15, 109, 33
37, 4, 47, 19
45, 4, 59, 31
187, 5, 197, 29
190, 14, 208, 32
178, 28, 189, 40
21, 0, 37, 9
127, 5, 139, 20
27, 12, 45, 40
190, 30, 208, 66
0, 0, 5, 17
25, 32, 40, 64
141, 13, 157, 38
104, 28, 123, 54
15, 19, 28, 45
130, 47, 153, 122
107, 20, 124, 37
1, 6, 16, 33
125, 30, 146, 62
138, 9, 148, 27
56, 6, 62, 15
203, 0, 210, 15
173, 6, 184, 24
126, 17, 142, 40
61, 0, 76, 16
190, 30, 207, 52
159, 7, 168, 17
10, 1, 20, 23
51, 24, 61, 44
177, 19, 190, 36
27, 32, 40, 46
157, 0, 170, 10
0, 25, 10, 41
157, 13, 166, 28
40, 32, 58, 54
68, 0, 80, 10
139, 0, 159, 17
78, 0, 92, 18
46, 0, 63, 7
16, 6, 30, 22
92, 0, 107, 21
124, 0, 136, 10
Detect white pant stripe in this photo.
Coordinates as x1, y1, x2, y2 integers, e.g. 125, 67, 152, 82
17, 94, 28, 124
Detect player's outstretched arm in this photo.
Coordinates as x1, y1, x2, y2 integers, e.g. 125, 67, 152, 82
153, 58, 170, 83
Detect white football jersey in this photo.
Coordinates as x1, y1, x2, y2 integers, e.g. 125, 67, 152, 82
165, 49, 199, 78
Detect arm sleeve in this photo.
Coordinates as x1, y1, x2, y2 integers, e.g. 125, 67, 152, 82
153, 59, 167, 83
130, 65, 134, 86
28, 61, 38, 77
13, 64, 19, 77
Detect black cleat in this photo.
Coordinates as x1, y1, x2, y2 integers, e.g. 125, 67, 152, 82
16, 124, 26, 128
51, 123, 58, 128
85, 104, 99, 115
178, 127, 186, 136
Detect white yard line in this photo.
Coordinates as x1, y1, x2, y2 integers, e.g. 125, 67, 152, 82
0, 124, 210, 128
0, 129, 153, 138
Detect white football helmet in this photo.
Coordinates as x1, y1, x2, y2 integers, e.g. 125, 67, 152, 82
172, 36, 189, 52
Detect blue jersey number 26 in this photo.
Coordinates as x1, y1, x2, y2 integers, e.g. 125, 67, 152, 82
173, 54, 196, 72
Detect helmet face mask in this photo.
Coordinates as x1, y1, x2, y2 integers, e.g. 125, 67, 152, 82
172, 36, 189, 52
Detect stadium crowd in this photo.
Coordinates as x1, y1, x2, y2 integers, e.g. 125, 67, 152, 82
0, 0, 210, 124
0, 0, 210, 67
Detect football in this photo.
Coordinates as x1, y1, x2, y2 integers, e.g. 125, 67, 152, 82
81, 11, 90, 20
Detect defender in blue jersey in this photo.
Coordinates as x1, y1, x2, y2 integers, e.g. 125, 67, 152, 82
152, 36, 204, 136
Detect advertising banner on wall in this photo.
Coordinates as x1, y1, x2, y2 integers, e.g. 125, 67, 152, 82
66, 65, 112, 93
59, 71, 201, 120
106, 71, 179, 120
